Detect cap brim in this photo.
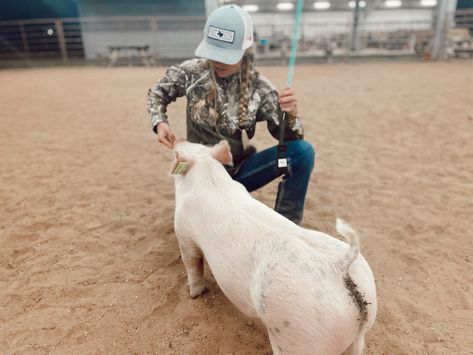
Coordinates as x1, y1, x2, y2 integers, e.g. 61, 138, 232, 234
195, 39, 245, 65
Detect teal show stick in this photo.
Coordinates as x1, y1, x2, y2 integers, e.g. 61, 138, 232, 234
287, 0, 305, 88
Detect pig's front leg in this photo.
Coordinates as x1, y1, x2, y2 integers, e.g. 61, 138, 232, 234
178, 239, 208, 298
268, 330, 282, 355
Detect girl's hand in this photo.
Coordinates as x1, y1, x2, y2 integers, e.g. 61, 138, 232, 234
157, 122, 176, 149
278, 87, 298, 119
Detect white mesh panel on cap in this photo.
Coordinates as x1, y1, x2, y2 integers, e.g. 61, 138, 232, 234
233, 5, 254, 50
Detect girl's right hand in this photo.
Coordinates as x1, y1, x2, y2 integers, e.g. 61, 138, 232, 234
157, 122, 176, 149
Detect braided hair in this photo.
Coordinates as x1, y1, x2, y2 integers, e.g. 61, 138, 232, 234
237, 47, 256, 129
191, 47, 255, 131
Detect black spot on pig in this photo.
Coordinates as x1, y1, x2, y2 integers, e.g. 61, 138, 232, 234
343, 273, 368, 324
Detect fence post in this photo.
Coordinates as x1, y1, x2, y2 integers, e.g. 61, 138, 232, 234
350, 0, 362, 51
205, 0, 219, 17
55, 19, 68, 63
432, 0, 448, 60
19, 21, 31, 59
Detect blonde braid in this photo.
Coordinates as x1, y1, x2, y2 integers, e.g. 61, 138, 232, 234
238, 47, 255, 129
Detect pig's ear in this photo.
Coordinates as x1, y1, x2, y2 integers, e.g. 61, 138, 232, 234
210, 140, 233, 165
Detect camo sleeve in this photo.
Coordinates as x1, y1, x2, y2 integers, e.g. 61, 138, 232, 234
147, 60, 195, 132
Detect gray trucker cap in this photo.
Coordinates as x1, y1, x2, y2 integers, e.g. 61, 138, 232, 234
195, 5, 254, 65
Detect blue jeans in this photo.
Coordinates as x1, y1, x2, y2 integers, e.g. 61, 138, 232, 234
232, 140, 315, 225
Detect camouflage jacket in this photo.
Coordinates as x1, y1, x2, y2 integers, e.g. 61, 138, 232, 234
147, 58, 304, 173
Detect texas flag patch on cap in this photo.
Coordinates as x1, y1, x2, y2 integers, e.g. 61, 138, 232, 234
208, 26, 235, 43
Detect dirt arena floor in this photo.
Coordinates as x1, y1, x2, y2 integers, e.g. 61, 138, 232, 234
1, 61, 472, 354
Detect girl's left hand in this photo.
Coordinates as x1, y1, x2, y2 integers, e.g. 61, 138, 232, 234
278, 87, 298, 119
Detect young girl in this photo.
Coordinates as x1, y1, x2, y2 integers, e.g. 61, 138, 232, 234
147, 4, 315, 225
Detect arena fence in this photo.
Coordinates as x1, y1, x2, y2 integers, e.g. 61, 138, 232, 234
0, 18, 84, 64
452, 9, 473, 59
0, 9, 472, 67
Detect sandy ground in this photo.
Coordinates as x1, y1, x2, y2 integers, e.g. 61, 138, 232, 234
0, 61, 472, 355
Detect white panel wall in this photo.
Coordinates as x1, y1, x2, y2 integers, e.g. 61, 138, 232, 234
365, 9, 434, 31
80, 18, 204, 60
81, 29, 201, 59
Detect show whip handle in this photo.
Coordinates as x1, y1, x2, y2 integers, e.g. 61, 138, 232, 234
276, 112, 289, 176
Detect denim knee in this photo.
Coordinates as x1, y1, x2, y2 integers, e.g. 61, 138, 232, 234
288, 140, 315, 172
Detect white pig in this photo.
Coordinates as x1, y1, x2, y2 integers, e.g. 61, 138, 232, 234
171, 140, 377, 355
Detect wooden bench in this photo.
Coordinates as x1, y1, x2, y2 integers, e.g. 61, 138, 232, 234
107, 45, 156, 66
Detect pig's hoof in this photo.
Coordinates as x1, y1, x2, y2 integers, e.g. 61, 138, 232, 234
190, 284, 208, 299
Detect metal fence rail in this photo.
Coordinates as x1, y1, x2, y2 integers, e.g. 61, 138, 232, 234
450, 9, 473, 58
253, 19, 435, 61
0, 10, 472, 66
455, 8, 473, 33
0, 18, 84, 62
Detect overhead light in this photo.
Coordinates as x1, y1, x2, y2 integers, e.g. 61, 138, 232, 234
420, 0, 437, 6
243, 4, 259, 12
385, 0, 402, 7
277, 2, 294, 10
46, 28, 54, 36
349, 1, 366, 8
313, 1, 331, 10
